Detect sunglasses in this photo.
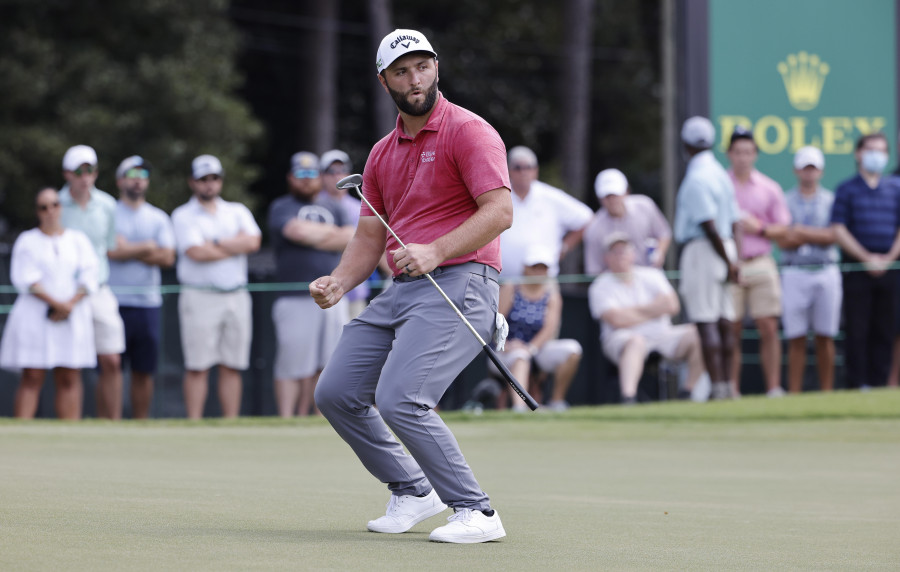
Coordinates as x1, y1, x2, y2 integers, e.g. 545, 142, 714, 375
293, 169, 320, 179
38, 201, 61, 212
510, 164, 535, 171
73, 165, 97, 176
197, 174, 221, 182
124, 168, 150, 179
324, 166, 350, 176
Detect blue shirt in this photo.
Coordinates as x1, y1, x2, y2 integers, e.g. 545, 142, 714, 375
830, 174, 900, 256
674, 151, 739, 244
108, 201, 176, 308
507, 288, 550, 343
781, 187, 838, 266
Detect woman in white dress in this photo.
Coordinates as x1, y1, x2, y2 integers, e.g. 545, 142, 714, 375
0, 187, 98, 419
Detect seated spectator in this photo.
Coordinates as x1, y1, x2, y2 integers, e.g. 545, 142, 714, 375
583, 168, 672, 274
492, 244, 582, 411
0, 187, 98, 419
588, 233, 704, 404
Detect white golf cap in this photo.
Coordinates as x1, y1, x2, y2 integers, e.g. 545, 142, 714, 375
191, 154, 224, 179
594, 168, 628, 198
681, 116, 716, 148
376, 29, 437, 74
522, 243, 556, 268
794, 146, 825, 170
62, 145, 98, 171
603, 231, 632, 250
320, 149, 351, 171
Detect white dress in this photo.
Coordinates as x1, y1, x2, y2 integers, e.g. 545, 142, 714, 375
0, 228, 99, 371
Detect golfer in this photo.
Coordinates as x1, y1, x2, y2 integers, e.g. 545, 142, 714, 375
310, 29, 512, 544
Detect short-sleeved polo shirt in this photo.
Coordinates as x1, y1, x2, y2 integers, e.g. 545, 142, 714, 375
830, 173, 900, 256
59, 185, 118, 284
108, 201, 176, 307
674, 151, 739, 244
361, 92, 511, 276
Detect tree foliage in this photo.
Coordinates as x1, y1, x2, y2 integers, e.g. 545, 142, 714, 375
0, 0, 262, 234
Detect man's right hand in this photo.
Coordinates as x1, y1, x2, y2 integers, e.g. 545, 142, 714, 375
310, 276, 345, 309
727, 262, 740, 284
864, 254, 890, 277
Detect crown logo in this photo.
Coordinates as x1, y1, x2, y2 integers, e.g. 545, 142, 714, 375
777, 51, 829, 111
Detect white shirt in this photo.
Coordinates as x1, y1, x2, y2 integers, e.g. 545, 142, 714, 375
501, 180, 593, 277
172, 197, 261, 290
588, 266, 675, 343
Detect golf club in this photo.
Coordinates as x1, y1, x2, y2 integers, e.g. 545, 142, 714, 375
337, 173, 539, 411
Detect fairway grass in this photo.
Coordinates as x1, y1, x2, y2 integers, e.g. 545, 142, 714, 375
1, 390, 898, 571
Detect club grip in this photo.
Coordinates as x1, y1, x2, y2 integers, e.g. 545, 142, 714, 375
483, 344, 539, 411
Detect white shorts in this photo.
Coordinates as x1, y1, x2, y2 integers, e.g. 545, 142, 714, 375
489, 338, 583, 375
91, 285, 126, 355
602, 323, 697, 364
178, 288, 252, 371
781, 265, 842, 339
678, 238, 737, 323
272, 296, 347, 380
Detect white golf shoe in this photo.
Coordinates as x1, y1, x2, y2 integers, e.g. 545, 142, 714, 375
367, 489, 448, 533
429, 508, 506, 543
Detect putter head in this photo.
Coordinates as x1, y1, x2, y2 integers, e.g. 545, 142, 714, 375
337, 174, 363, 190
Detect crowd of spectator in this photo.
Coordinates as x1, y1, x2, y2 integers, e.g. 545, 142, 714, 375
2, 119, 899, 418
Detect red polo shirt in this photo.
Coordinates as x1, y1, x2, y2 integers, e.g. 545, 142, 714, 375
362, 93, 510, 276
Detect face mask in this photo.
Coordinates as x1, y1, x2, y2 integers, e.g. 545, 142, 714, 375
861, 150, 889, 174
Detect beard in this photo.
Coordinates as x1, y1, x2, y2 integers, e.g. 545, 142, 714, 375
387, 77, 439, 116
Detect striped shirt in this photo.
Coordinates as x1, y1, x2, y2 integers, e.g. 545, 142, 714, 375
830, 174, 900, 256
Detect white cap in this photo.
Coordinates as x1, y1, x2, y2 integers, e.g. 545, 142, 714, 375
320, 149, 351, 171
116, 155, 151, 178
794, 146, 825, 170
681, 116, 716, 148
376, 29, 437, 74
191, 154, 224, 179
594, 168, 628, 198
603, 231, 632, 250
62, 145, 98, 171
507, 146, 538, 168
522, 243, 556, 268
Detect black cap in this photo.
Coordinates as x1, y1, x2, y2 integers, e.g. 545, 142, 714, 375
729, 125, 754, 146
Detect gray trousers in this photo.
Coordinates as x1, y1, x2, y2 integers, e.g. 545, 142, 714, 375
315, 262, 499, 510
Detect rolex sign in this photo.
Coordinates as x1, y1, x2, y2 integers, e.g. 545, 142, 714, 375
709, 0, 897, 191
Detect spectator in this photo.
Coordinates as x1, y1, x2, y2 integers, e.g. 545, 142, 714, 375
493, 244, 582, 412
583, 168, 672, 274
107, 156, 176, 418
726, 126, 791, 397
171, 155, 261, 419
0, 188, 98, 419
319, 149, 377, 318
268, 151, 353, 417
58, 145, 126, 419
588, 233, 704, 404
673, 117, 741, 400
500, 145, 593, 278
830, 133, 900, 389
765, 147, 840, 393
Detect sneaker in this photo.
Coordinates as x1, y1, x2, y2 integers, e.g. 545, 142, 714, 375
367, 489, 448, 533
429, 508, 506, 543
766, 386, 786, 398
544, 400, 569, 412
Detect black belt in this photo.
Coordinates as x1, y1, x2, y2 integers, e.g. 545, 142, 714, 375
393, 262, 499, 283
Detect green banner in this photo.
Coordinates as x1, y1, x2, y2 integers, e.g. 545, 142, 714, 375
710, 0, 897, 192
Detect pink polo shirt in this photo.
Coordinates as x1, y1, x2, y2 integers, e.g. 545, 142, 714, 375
728, 169, 790, 259
362, 93, 511, 275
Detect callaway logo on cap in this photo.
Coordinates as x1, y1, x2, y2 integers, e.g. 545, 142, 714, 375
376, 29, 437, 74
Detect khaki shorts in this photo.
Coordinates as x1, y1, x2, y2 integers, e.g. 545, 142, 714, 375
272, 296, 348, 380
91, 285, 126, 355
678, 238, 737, 323
733, 255, 782, 320
602, 323, 697, 364
178, 288, 252, 371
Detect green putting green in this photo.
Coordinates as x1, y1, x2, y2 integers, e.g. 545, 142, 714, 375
1, 390, 898, 571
